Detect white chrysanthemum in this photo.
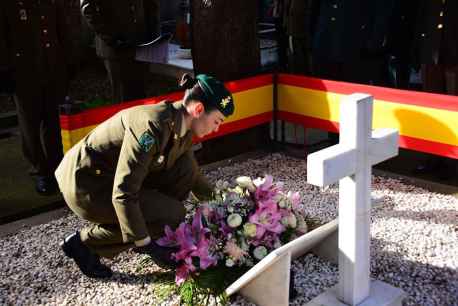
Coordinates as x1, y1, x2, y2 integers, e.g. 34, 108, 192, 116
253, 246, 268, 260
225, 258, 235, 267
235, 176, 256, 192
227, 214, 242, 228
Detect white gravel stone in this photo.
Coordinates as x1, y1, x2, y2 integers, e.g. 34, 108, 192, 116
0, 153, 457, 306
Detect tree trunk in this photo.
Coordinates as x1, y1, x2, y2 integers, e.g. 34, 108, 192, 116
190, 1, 270, 164
191, 0, 260, 80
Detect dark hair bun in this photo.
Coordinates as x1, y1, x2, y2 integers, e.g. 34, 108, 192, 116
179, 73, 197, 89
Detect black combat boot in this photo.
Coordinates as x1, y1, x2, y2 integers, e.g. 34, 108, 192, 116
61, 232, 113, 278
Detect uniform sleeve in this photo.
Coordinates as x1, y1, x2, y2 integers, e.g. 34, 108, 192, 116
184, 150, 214, 201
80, 0, 117, 46
112, 124, 159, 243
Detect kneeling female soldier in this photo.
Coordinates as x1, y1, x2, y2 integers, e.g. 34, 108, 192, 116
56, 74, 234, 278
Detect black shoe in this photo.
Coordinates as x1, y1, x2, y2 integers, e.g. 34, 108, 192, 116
35, 176, 59, 196
61, 232, 113, 278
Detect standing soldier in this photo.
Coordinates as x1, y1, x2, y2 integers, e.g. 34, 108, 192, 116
312, 0, 394, 85
57, 74, 234, 278
0, 0, 68, 194
386, 2, 419, 89
283, 0, 318, 75
80, 0, 160, 104
413, 0, 458, 180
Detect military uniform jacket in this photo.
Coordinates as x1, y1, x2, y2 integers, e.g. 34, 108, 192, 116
414, 0, 458, 66
312, 0, 394, 62
0, 0, 68, 92
55, 101, 213, 243
80, 0, 160, 60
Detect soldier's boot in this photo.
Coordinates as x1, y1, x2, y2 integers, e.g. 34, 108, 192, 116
61, 232, 113, 278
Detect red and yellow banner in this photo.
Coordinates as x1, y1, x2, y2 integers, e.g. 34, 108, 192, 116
60, 73, 458, 159
60, 74, 273, 152
278, 74, 458, 159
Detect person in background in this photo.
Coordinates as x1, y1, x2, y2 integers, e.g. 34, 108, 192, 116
272, 0, 288, 71
57, 74, 234, 278
386, 2, 419, 89
311, 0, 394, 144
312, 0, 394, 86
80, 0, 160, 103
412, 0, 458, 180
0, 0, 69, 195
283, 0, 318, 75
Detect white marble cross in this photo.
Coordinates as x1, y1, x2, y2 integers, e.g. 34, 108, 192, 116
307, 94, 399, 305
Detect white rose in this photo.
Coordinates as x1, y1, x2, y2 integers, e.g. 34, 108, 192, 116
243, 223, 257, 238
227, 214, 242, 228
278, 200, 287, 208
253, 246, 268, 260
235, 176, 256, 192
288, 214, 297, 228
253, 177, 265, 187
225, 258, 235, 267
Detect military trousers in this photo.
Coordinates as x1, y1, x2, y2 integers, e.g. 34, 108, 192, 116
14, 83, 64, 177
65, 153, 195, 258
103, 59, 148, 104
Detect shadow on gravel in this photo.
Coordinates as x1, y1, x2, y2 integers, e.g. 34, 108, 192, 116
371, 238, 458, 306
379, 208, 458, 226
107, 270, 175, 286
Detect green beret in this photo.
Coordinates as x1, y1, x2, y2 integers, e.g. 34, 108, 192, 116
196, 74, 235, 117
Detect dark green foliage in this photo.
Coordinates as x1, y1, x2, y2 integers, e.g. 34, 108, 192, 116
179, 265, 247, 306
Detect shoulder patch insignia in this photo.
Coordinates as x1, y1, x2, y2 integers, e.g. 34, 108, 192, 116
139, 132, 156, 153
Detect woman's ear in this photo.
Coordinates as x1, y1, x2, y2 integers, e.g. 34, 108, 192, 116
188, 101, 205, 118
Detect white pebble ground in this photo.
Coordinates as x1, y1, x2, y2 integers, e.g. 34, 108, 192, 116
1, 154, 457, 305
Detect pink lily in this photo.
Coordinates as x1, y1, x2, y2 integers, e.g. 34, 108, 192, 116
254, 175, 283, 204
156, 225, 178, 247
249, 201, 284, 239
175, 261, 196, 285
287, 191, 301, 209
190, 236, 217, 269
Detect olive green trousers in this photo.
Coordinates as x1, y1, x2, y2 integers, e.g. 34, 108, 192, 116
69, 155, 194, 258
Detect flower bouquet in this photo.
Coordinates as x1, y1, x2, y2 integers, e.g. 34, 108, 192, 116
155, 175, 309, 305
